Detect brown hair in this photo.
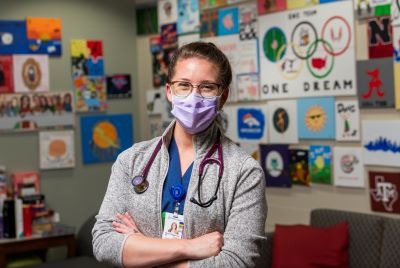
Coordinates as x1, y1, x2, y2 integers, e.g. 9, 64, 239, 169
167, 42, 232, 91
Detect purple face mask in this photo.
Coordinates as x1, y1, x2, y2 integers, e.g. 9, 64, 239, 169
171, 93, 219, 135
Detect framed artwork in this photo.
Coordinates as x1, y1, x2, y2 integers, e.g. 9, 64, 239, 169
26, 17, 62, 56
369, 171, 400, 214
260, 144, 291, 188
309, 145, 332, 185
0, 55, 14, 93
267, 99, 298, 144
106, 74, 131, 99
13, 55, 49, 93
80, 114, 133, 164
333, 147, 364, 188
0, 20, 30, 54
335, 100, 360, 141
39, 130, 75, 170
289, 149, 310, 186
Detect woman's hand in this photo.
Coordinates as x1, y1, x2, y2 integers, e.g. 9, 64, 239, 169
112, 212, 142, 235
185, 231, 224, 259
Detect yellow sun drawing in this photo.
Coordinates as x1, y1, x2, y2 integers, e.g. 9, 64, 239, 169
305, 105, 326, 132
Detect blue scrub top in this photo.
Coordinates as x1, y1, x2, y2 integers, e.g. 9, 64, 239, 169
162, 137, 193, 215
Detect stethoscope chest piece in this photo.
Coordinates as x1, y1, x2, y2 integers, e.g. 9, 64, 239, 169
132, 175, 149, 194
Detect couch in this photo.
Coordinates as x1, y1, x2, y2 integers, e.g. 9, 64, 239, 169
265, 209, 400, 268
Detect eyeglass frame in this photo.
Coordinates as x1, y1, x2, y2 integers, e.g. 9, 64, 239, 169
168, 80, 224, 98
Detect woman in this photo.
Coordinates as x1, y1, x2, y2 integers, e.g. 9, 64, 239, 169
92, 42, 267, 267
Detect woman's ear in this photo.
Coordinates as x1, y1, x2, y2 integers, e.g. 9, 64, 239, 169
166, 83, 172, 103
219, 88, 229, 109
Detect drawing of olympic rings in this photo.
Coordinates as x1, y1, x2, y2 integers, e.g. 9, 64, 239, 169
290, 21, 318, 60
306, 39, 335, 79
321, 16, 351, 56
276, 42, 305, 80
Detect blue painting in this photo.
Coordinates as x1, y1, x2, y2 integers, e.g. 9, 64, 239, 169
0, 20, 30, 54
218, 7, 239, 36
81, 114, 133, 164
237, 107, 267, 141
297, 97, 335, 139
177, 0, 200, 35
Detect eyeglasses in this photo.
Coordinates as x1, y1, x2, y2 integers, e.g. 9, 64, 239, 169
169, 81, 222, 98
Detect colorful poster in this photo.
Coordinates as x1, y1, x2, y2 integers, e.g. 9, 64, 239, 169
239, 3, 257, 40
0, 55, 14, 93
367, 16, 393, 58
218, 7, 239, 36
259, 1, 356, 99
369, 171, 400, 214
80, 114, 133, 164
335, 100, 360, 141
309, 145, 332, 184
0, 20, 30, 54
39, 130, 75, 170
177, 0, 200, 34
200, 9, 219, 38
257, 0, 286, 15
260, 144, 291, 187
286, 0, 318, 10
158, 0, 178, 27
289, 149, 310, 186
333, 147, 364, 188
26, 17, 62, 56
236, 73, 259, 101
13, 55, 49, 93
152, 48, 174, 87
362, 120, 400, 167
357, 58, 395, 108
73, 76, 107, 112
178, 33, 200, 47
297, 97, 335, 140
161, 23, 178, 49
0, 91, 74, 132
146, 89, 165, 115
267, 99, 298, 144
136, 7, 158, 35
106, 74, 131, 99
237, 105, 268, 143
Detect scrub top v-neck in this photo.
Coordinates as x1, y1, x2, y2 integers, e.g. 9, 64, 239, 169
161, 136, 193, 215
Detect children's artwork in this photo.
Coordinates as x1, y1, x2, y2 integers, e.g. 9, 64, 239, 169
260, 144, 291, 187
158, 0, 178, 27
150, 35, 163, 54
236, 73, 259, 101
239, 142, 259, 160
268, 100, 298, 144
106, 74, 131, 99
177, 0, 200, 34
369, 171, 400, 214
297, 97, 335, 140
335, 100, 360, 141
362, 120, 400, 167
367, 16, 393, 58
239, 3, 257, 40
39, 130, 75, 170
289, 149, 310, 186
200, 9, 219, 38
146, 89, 165, 115
12, 171, 40, 197
161, 23, 178, 50
237, 105, 268, 143
136, 7, 158, 35
286, 0, 318, 10
333, 147, 364, 188
218, 7, 239, 36
0, 55, 14, 93
309, 145, 332, 184
152, 48, 174, 87
0, 20, 30, 54
73, 76, 107, 112
258, 1, 356, 99
0, 91, 74, 132
357, 58, 395, 108
13, 55, 49, 93
257, 0, 286, 15
26, 17, 62, 56
80, 114, 133, 164
178, 33, 200, 47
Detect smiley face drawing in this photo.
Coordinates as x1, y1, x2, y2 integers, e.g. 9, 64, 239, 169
305, 105, 326, 132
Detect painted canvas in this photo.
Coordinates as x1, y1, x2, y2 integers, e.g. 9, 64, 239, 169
237, 105, 268, 143
0, 55, 14, 93
200, 9, 219, 38
13, 55, 49, 93
257, 0, 286, 15
268, 99, 298, 144
335, 100, 360, 141
73, 76, 107, 112
161, 23, 178, 50
26, 17, 62, 56
177, 0, 200, 34
80, 114, 133, 164
258, 1, 356, 99
334, 147, 364, 188
297, 97, 335, 140
152, 48, 174, 87
309, 145, 332, 184
362, 120, 400, 167
289, 149, 310, 186
0, 91, 74, 132
367, 16, 393, 58
357, 58, 395, 108
106, 74, 131, 99
158, 0, 178, 27
260, 144, 291, 187
146, 89, 165, 115
218, 7, 239, 36
0, 20, 29, 54
286, 0, 319, 10
369, 171, 400, 214
39, 130, 75, 170
239, 3, 257, 40
236, 73, 259, 101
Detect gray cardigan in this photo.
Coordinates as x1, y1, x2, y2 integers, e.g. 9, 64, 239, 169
92, 120, 267, 267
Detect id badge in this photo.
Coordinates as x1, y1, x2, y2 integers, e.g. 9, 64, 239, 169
162, 212, 184, 239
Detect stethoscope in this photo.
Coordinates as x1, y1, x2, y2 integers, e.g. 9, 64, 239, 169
131, 133, 224, 208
